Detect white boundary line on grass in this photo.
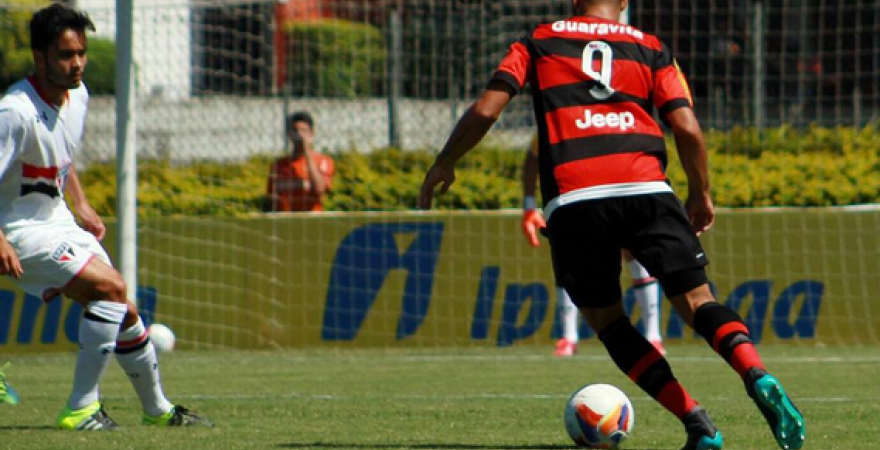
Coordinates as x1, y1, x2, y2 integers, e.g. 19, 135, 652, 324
147, 393, 877, 403
16, 353, 880, 364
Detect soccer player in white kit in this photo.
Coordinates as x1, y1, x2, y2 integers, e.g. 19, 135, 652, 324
0, 4, 211, 430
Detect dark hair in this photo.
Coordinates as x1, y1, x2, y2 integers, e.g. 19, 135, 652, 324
30, 4, 95, 53
287, 111, 314, 130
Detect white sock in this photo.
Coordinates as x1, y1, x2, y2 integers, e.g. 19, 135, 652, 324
557, 286, 579, 342
635, 282, 662, 342
69, 301, 127, 410
627, 260, 662, 342
115, 318, 174, 416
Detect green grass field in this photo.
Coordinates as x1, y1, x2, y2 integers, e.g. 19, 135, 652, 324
2, 345, 878, 450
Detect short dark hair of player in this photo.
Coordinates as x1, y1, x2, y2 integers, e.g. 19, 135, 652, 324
287, 111, 315, 131
29, 4, 95, 53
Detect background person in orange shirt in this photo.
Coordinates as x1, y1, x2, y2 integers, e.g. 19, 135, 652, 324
265, 111, 335, 212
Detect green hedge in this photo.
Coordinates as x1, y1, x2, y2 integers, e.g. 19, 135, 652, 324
284, 19, 385, 98
82, 38, 116, 95
0, 1, 116, 94
76, 125, 879, 217
0, 1, 44, 90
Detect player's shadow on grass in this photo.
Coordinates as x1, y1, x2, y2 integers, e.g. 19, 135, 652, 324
279, 444, 659, 450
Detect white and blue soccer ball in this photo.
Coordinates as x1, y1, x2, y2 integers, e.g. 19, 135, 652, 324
149, 323, 176, 353
564, 383, 635, 449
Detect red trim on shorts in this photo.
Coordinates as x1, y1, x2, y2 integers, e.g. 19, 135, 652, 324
627, 350, 663, 382
711, 322, 750, 353
42, 254, 97, 302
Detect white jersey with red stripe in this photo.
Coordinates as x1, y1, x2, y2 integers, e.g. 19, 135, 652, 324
0, 78, 88, 233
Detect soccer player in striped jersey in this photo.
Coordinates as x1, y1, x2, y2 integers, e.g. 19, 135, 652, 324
420, 1, 805, 449
521, 136, 665, 357
0, 4, 211, 430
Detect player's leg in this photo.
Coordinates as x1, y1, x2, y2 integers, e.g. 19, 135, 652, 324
578, 296, 720, 450
63, 257, 213, 428
548, 200, 720, 450
71, 260, 213, 428
554, 285, 578, 356
622, 250, 664, 355
114, 301, 174, 417
635, 194, 802, 450
10, 227, 125, 429
0, 361, 20, 405
617, 195, 724, 449
55, 256, 129, 430
669, 284, 805, 450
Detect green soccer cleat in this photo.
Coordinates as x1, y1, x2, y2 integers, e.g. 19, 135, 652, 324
56, 401, 119, 431
746, 368, 806, 450
143, 405, 214, 427
0, 362, 20, 405
680, 406, 724, 450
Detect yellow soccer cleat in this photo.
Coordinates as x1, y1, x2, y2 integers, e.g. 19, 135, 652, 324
0, 362, 20, 405
56, 401, 119, 431
143, 405, 214, 427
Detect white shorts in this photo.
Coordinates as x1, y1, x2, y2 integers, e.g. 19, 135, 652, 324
7, 222, 111, 298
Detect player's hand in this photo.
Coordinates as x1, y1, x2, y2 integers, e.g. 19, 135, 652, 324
521, 209, 546, 247
685, 192, 715, 235
77, 204, 106, 241
419, 163, 455, 210
0, 239, 23, 279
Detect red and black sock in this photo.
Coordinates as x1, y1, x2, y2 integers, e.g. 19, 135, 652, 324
693, 302, 766, 378
598, 317, 698, 419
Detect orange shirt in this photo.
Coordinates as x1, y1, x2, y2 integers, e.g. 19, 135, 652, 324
266, 152, 335, 212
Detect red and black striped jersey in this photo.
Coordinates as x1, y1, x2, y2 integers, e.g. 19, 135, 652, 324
492, 16, 693, 218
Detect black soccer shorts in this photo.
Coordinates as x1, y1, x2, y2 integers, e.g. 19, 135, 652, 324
546, 193, 709, 309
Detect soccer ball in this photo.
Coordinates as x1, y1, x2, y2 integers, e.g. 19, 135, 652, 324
564, 384, 635, 449
149, 323, 176, 353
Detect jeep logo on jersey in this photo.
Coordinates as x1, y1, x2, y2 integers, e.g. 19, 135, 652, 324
575, 110, 635, 131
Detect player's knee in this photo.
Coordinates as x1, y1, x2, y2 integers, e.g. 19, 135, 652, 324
658, 267, 708, 298
98, 273, 129, 303
583, 303, 627, 335
669, 284, 716, 327
122, 301, 140, 326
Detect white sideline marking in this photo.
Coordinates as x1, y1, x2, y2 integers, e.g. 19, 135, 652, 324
111, 393, 876, 403
172, 353, 880, 365
16, 352, 880, 365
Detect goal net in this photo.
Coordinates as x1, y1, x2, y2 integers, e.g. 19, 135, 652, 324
0, 0, 876, 353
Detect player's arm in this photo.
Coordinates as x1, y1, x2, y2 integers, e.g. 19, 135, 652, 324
420, 38, 530, 209
418, 82, 514, 209
667, 106, 713, 235
0, 228, 22, 279
65, 165, 106, 240
652, 42, 714, 235
0, 109, 25, 277
521, 144, 545, 247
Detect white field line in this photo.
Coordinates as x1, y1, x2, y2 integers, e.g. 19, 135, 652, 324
14, 353, 880, 365
173, 354, 880, 364
78, 392, 876, 403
